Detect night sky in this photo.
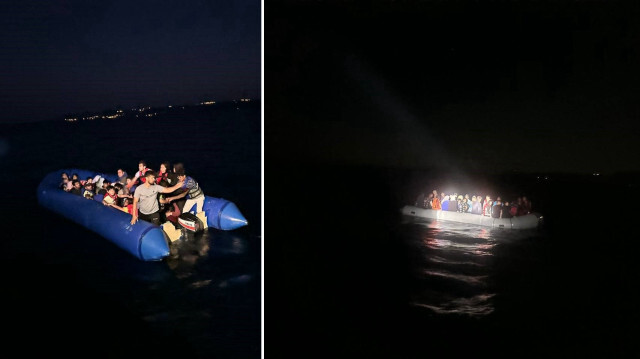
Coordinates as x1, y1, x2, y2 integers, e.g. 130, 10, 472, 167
267, 1, 640, 174
0, 0, 260, 124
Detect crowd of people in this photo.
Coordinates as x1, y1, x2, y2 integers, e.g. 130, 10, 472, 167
414, 190, 533, 219
58, 160, 206, 227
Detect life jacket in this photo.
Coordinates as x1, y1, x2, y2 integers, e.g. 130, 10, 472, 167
156, 171, 169, 184
184, 176, 204, 199
135, 167, 152, 184
103, 192, 117, 204
82, 189, 95, 198
431, 197, 441, 210
483, 202, 492, 216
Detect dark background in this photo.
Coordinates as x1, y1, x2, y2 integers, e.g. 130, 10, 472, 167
0, 0, 260, 124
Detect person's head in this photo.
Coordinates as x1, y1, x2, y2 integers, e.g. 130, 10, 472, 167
427, 193, 433, 199
465, 194, 469, 200
443, 195, 449, 201
61, 172, 69, 180
102, 180, 111, 188
125, 177, 133, 185
122, 197, 130, 206
84, 182, 93, 189
138, 161, 146, 171
432, 190, 438, 196
159, 179, 169, 187
72, 180, 81, 189
472, 195, 477, 201
160, 162, 170, 173
113, 182, 123, 191
504, 201, 509, 206
174, 165, 186, 180
86, 177, 93, 183
144, 170, 157, 183
457, 195, 463, 200
485, 195, 491, 201
173, 162, 185, 174
497, 196, 501, 201
71, 173, 79, 180
117, 168, 125, 177
107, 186, 116, 195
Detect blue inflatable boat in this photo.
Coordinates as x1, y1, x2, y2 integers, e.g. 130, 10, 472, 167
37, 169, 249, 261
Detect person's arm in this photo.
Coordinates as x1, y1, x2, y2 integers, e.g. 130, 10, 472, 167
166, 187, 188, 202
130, 196, 139, 224
160, 181, 184, 194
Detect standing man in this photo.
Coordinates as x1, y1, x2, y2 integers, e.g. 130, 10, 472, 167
130, 171, 183, 225
166, 164, 205, 215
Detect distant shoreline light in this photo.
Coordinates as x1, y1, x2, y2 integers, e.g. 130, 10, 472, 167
62, 98, 256, 123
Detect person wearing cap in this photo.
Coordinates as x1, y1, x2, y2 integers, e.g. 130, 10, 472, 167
130, 170, 184, 225
165, 164, 206, 215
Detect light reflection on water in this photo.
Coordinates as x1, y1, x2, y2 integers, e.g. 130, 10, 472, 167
406, 219, 505, 317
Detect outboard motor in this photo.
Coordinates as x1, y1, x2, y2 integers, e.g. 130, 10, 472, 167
177, 213, 204, 233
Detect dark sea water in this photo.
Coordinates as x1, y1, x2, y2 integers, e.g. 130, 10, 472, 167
0, 102, 261, 358
268, 164, 640, 358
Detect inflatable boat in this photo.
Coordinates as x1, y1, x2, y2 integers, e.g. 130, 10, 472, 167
401, 205, 542, 229
37, 169, 249, 261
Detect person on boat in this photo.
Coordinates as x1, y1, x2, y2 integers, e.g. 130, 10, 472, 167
509, 200, 519, 217
116, 168, 128, 185
493, 196, 502, 207
97, 179, 110, 195
156, 162, 171, 185
491, 200, 502, 218
113, 182, 133, 202
457, 195, 469, 213
515, 197, 527, 216
102, 186, 118, 206
159, 197, 182, 226
449, 194, 459, 212
415, 192, 425, 208
501, 201, 513, 218
129, 160, 153, 189
125, 177, 137, 195
82, 182, 95, 200
70, 180, 82, 196
109, 197, 134, 214
441, 194, 450, 211
165, 166, 205, 215
424, 193, 433, 209
471, 196, 482, 215
60, 176, 70, 191
483, 196, 492, 217
59, 173, 69, 189
71, 173, 80, 182
431, 190, 441, 210
130, 171, 184, 226
465, 194, 472, 213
